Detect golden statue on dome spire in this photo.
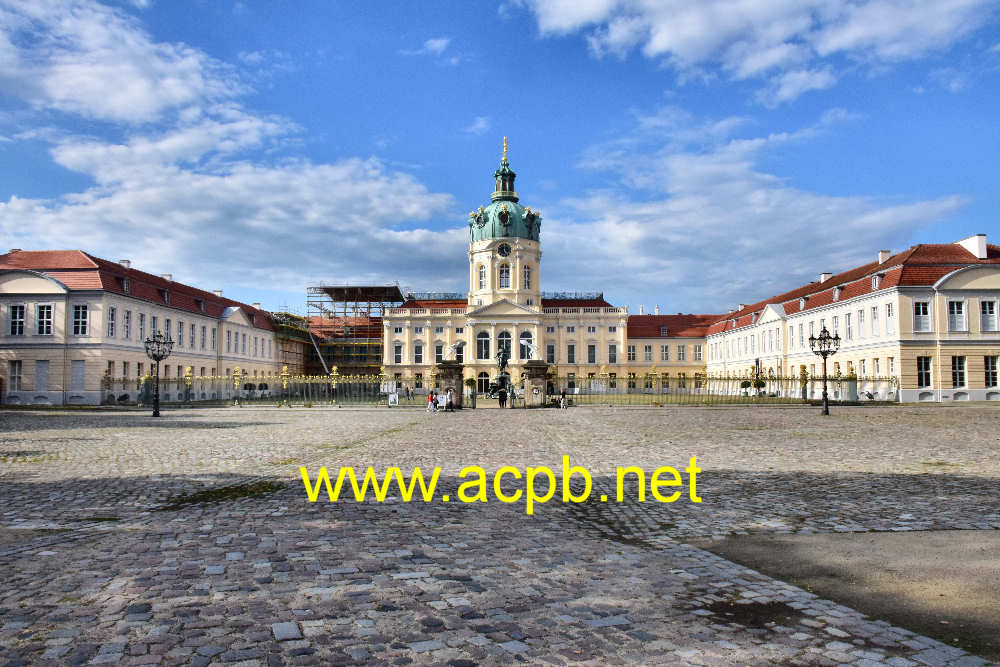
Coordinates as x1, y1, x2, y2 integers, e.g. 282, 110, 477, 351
502, 136, 508, 162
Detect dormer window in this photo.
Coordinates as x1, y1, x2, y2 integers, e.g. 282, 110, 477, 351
659, 326, 668, 336
249, 314, 256, 325
160, 289, 169, 305
833, 287, 841, 301
799, 297, 807, 309
197, 299, 206, 313
118, 277, 130, 293
872, 275, 882, 290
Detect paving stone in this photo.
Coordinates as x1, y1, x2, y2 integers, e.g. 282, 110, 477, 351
0, 408, 994, 667
271, 622, 301, 641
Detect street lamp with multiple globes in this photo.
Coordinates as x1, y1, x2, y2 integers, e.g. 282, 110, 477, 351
143, 331, 174, 417
808, 326, 841, 415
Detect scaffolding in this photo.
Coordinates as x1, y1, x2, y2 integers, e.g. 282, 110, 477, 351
305, 285, 405, 376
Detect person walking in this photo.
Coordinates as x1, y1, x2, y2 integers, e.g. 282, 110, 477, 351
446, 388, 454, 412
498, 387, 507, 409
426, 391, 435, 413
560, 388, 567, 409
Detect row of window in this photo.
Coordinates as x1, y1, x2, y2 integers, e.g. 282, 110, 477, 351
4, 358, 278, 392
391, 335, 703, 366
711, 299, 999, 362
926, 300, 998, 333
917, 356, 999, 389
390, 324, 621, 335
476, 263, 531, 290
5, 303, 273, 360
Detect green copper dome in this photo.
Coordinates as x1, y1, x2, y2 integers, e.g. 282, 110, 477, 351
468, 140, 541, 242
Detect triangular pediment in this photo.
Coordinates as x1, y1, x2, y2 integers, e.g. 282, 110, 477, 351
756, 303, 786, 324
466, 299, 539, 318
222, 306, 252, 326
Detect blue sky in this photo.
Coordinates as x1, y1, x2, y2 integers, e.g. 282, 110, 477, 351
1, 0, 998, 314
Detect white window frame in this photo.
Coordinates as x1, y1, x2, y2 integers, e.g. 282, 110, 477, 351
947, 300, 967, 332
498, 264, 511, 289
123, 310, 131, 340
36, 303, 54, 336
8, 303, 26, 336
913, 300, 931, 332
107, 306, 117, 338
72, 304, 89, 336
981, 299, 998, 332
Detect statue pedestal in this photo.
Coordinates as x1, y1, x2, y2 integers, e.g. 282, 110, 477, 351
435, 361, 465, 409
522, 360, 549, 408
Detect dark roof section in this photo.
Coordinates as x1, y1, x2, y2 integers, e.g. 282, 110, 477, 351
398, 299, 468, 309
0, 249, 275, 331
542, 297, 614, 308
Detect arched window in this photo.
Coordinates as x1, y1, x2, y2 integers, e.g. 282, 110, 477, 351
478, 265, 486, 290
477, 372, 490, 393
523, 265, 531, 289
497, 331, 512, 357
499, 264, 510, 289
519, 331, 533, 359
476, 332, 490, 360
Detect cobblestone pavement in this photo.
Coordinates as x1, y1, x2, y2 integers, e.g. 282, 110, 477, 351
0, 406, 997, 666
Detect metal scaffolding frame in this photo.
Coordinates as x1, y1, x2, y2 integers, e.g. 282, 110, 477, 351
305, 285, 405, 375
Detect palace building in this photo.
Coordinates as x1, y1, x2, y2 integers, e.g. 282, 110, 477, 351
380, 141, 717, 393
704, 235, 1000, 402
0, 250, 280, 405
2, 141, 998, 405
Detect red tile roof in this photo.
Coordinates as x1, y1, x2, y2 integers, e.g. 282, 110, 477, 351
706, 242, 1000, 334
627, 314, 720, 338
0, 249, 274, 331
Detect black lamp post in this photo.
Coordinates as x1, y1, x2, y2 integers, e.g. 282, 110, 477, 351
144, 331, 174, 417
808, 326, 841, 415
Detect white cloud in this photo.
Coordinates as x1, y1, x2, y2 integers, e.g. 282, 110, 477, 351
759, 67, 837, 106
0, 0, 467, 294
518, 0, 997, 103
463, 116, 491, 135
928, 67, 970, 93
0, 156, 462, 293
399, 37, 452, 56
423, 37, 451, 55
537, 108, 965, 311
0, 0, 242, 123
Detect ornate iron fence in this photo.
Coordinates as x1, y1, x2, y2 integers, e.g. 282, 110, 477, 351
99, 372, 900, 408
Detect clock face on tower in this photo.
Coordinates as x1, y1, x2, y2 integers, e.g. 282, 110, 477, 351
497, 243, 512, 257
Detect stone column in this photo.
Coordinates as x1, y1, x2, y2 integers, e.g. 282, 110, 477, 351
522, 360, 549, 408
435, 360, 465, 409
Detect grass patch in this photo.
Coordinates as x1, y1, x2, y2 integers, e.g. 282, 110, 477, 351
269, 457, 299, 466
158, 481, 284, 510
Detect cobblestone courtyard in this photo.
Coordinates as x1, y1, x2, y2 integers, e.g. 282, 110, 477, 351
1, 406, 998, 666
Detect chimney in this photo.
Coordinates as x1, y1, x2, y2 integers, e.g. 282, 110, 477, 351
654, 304, 660, 315
213, 289, 223, 297
819, 272, 832, 283
251, 302, 261, 310
118, 259, 131, 268
877, 249, 891, 264
728, 308, 734, 314
738, 303, 746, 311
639, 304, 644, 314
161, 273, 172, 282
8, 248, 22, 253
956, 233, 987, 260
